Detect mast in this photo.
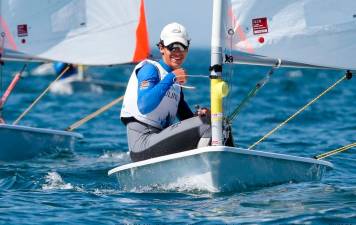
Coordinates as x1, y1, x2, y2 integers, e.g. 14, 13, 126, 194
78, 65, 85, 80
210, 0, 229, 146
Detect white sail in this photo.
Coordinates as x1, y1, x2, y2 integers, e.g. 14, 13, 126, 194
0, 0, 150, 65
226, 0, 356, 70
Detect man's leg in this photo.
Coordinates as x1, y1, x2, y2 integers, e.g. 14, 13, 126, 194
128, 116, 210, 162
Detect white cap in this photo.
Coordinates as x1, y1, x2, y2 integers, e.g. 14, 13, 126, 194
160, 22, 190, 47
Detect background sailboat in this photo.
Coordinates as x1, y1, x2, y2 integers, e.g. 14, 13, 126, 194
47, 63, 128, 95
108, 0, 354, 192
0, 0, 150, 160
0, 0, 149, 65
31, 62, 55, 76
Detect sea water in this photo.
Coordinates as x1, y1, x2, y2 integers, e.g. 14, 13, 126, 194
0, 49, 355, 224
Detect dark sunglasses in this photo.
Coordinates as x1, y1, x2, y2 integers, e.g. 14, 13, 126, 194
165, 43, 188, 52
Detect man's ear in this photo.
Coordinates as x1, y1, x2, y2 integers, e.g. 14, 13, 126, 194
157, 41, 165, 55
159, 46, 164, 55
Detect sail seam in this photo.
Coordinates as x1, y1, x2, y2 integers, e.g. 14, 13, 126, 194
0, 16, 17, 51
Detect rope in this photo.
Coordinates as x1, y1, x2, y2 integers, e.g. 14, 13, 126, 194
173, 74, 209, 89
0, 34, 5, 121
66, 75, 209, 131
174, 83, 196, 89
0, 64, 2, 98
315, 142, 356, 160
225, 30, 235, 119
0, 33, 5, 98
0, 60, 2, 119
227, 59, 281, 122
12, 65, 70, 125
248, 74, 348, 150
0, 64, 27, 109
66, 95, 124, 132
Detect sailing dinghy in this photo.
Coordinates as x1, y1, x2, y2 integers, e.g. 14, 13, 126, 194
0, 0, 149, 160
108, 146, 332, 192
48, 65, 127, 95
0, 124, 82, 161
31, 63, 127, 94
109, 0, 355, 192
31, 63, 55, 76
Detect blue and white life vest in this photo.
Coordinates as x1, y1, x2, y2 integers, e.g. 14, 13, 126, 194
121, 60, 181, 129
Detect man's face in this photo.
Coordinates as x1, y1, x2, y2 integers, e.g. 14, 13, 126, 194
160, 43, 188, 69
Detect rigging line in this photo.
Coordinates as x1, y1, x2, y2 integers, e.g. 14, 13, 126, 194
0, 61, 2, 101
219, 25, 237, 145
66, 95, 124, 132
0, 34, 5, 120
314, 142, 356, 160
222, 33, 235, 146
224, 61, 233, 125
173, 74, 210, 89
12, 65, 70, 125
0, 32, 5, 97
0, 64, 27, 123
226, 59, 281, 123
225, 33, 234, 121
225, 27, 235, 100
0, 64, 27, 109
248, 73, 349, 150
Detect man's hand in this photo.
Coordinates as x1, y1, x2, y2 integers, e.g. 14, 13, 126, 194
173, 68, 187, 84
197, 107, 210, 118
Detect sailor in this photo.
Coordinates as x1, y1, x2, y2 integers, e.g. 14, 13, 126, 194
53, 62, 78, 79
121, 22, 211, 162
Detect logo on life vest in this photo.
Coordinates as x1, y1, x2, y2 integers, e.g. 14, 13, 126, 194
139, 80, 150, 90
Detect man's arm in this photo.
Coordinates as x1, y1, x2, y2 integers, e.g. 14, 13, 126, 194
137, 63, 176, 114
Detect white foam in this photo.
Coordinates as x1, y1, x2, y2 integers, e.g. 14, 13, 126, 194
99, 152, 128, 160
163, 172, 218, 192
42, 171, 73, 190
127, 172, 218, 193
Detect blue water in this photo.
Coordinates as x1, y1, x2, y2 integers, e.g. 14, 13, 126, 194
0, 49, 355, 224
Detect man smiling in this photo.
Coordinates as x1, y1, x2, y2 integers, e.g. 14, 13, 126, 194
121, 22, 210, 162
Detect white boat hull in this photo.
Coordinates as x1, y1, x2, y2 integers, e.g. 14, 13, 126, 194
50, 76, 126, 94
108, 146, 333, 192
31, 63, 55, 76
0, 124, 82, 161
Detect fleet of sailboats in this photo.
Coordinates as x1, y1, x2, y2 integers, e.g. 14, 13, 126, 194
0, 0, 354, 192
108, 0, 354, 192
0, 0, 149, 160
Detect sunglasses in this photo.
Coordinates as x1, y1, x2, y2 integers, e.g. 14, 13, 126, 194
165, 43, 188, 52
